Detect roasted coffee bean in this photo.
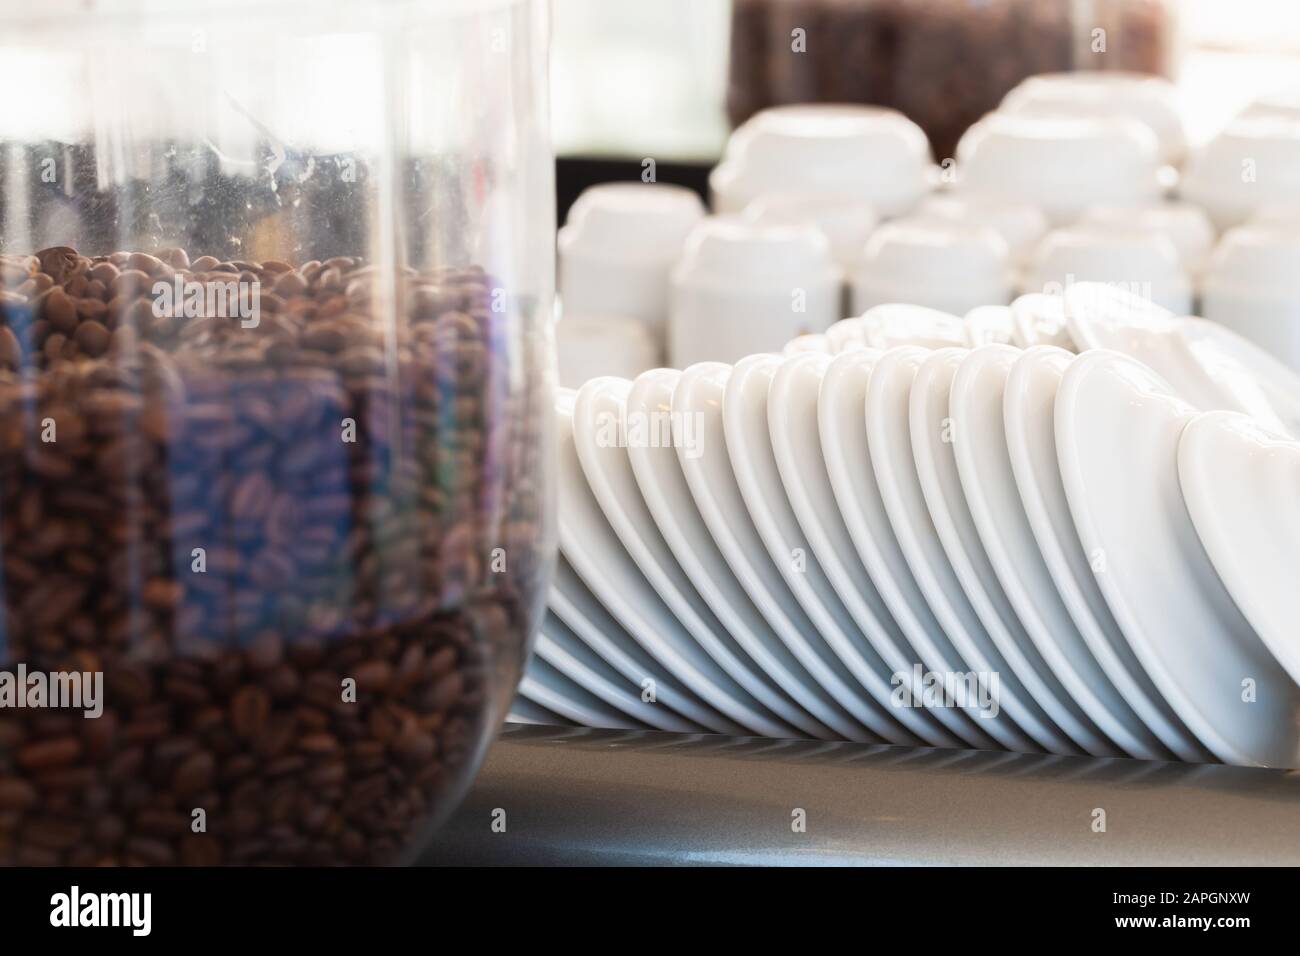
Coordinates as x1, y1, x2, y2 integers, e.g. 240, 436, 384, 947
0, 327, 20, 369
74, 320, 110, 357
35, 246, 80, 284
271, 271, 308, 298
0, 780, 37, 811
43, 288, 78, 335
229, 686, 271, 739
89, 261, 120, 285
16, 738, 82, 771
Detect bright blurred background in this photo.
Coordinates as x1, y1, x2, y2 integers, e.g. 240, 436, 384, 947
553, 0, 1300, 162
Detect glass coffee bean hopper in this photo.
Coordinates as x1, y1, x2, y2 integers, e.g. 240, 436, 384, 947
0, 0, 555, 865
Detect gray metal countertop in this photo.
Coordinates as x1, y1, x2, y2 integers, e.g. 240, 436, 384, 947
419, 725, 1300, 865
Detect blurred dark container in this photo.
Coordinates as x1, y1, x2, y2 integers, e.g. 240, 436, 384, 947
727, 0, 1181, 160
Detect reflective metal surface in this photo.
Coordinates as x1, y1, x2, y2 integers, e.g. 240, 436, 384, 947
420, 725, 1300, 865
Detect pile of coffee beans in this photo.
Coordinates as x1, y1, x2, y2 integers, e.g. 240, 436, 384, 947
727, 0, 1176, 159
0, 246, 550, 865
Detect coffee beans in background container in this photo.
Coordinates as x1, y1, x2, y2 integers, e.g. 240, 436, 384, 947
726, 0, 1181, 161
0, 246, 552, 866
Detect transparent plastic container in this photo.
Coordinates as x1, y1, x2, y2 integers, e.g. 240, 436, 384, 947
0, 0, 555, 865
727, 0, 1181, 160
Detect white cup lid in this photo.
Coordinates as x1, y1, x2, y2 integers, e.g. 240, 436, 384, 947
1181, 116, 1300, 229
1024, 224, 1190, 311
1250, 201, 1300, 226
1079, 201, 1216, 268
559, 182, 705, 261
1000, 72, 1187, 166
710, 104, 932, 217
1244, 84, 1300, 121
956, 111, 1162, 224
743, 191, 879, 270
1203, 224, 1300, 298
915, 192, 1049, 262
672, 214, 838, 291
556, 312, 660, 388
856, 216, 1010, 288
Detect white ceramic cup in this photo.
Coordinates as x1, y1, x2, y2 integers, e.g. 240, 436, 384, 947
1180, 115, 1300, 230
556, 312, 662, 389
743, 192, 879, 274
849, 216, 1013, 317
955, 111, 1163, 225
1078, 201, 1217, 273
1250, 201, 1300, 227
1000, 71, 1187, 167
915, 192, 1049, 269
1201, 224, 1300, 372
710, 104, 933, 218
1243, 84, 1300, 122
558, 182, 705, 339
669, 215, 840, 367
1022, 225, 1192, 314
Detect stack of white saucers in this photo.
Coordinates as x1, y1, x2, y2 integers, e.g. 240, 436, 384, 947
516, 285, 1300, 767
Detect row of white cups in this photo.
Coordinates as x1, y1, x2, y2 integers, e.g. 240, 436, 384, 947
557, 72, 1300, 388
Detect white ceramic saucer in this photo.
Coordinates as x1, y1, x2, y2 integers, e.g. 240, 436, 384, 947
573, 376, 805, 739
1179, 317, 1300, 437
556, 391, 759, 736
518, 656, 646, 731
625, 368, 846, 740
824, 317, 868, 354
1179, 411, 1300, 689
858, 303, 968, 350
1003, 347, 1200, 760
964, 305, 1016, 347
724, 353, 920, 746
818, 349, 995, 749
507, 695, 571, 726
762, 352, 964, 746
1062, 282, 1283, 428
549, 556, 735, 732
536, 612, 703, 733
951, 345, 1163, 758
865, 347, 1039, 752
1056, 350, 1300, 767
1009, 293, 1074, 350
673, 362, 885, 742
910, 348, 1094, 755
